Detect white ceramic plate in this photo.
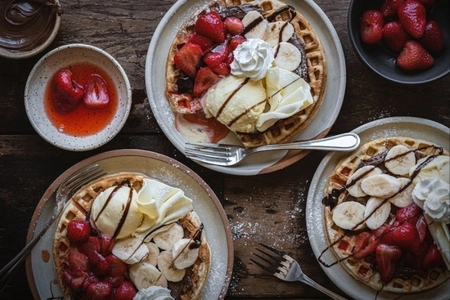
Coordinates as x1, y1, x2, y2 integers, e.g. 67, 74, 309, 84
306, 117, 450, 300
145, 0, 346, 175
25, 150, 233, 300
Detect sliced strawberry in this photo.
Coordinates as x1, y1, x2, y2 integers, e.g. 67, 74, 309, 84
98, 234, 115, 256
195, 11, 226, 43
376, 244, 402, 283
106, 275, 125, 288
82, 274, 99, 291
419, 20, 444, 53
210, 62, 231, 76
51, 69, 84, 114
398, 0, 426, 39
230, 36, 246, 51
78, 236, 101, 256
188, 33, 214, 52
353, 232, 379, 259
83, 74, 110, 109
415, 214, 428, 243
396, 202, 422, 223
114, 281, 137, 300
174, 42, 203, 78
380, 0, 405, 18
360, 10, 384, 44
193, 67, 220, 97
224, 17, 244, 35
68, 250, 90, 271
87, 250, 111, 277
204, 43, 230, 67
63, 269, 87, 291
86, 281, 112, 300
391, 221, 421, 254
422, 243, 444, 270
67, 219, 92, 243
105, 254, 127, 277
383, 21, 409, 52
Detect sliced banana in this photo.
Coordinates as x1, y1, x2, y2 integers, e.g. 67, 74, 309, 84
157, 250, 186, 282
144, 242, 160, 266
389, 177, 414, 208
360, 174, 401, 198
364, 197, 391, 230
242, 11, 269, 40
265, 21, 294, 47
129, 261, 168, 289
385, 145, 416, 176
332, 201, 366, 230
153, 223, 184, 251
273, 42, 301, 72
346, 166, 383, 198
112, 236, 149, 264
172, 238, 199, 269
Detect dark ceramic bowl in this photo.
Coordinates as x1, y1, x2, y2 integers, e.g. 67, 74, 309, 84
347, 0, 449, 84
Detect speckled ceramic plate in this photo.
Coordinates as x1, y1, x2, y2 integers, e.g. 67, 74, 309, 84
145, 0, 346, 176
25, 149, 233, 299
306, 117, 450, 300
24, 44, 132, 151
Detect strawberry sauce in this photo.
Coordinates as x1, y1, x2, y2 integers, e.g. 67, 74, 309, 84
44, 62, 118, 136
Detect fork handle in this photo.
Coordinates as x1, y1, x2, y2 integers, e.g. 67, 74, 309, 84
299, 274, 347, 300
252, 132, 360, 153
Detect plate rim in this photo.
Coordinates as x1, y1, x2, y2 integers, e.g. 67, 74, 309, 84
145, 0, 346, 176
306, 116, 450, 299
25, 149, 234, 299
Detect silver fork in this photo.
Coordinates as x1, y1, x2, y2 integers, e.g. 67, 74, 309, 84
251, 243, 347, 300
0, 164, 106, 292
185, 132, 360, 166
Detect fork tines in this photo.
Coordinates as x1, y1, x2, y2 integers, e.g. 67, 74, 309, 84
250, 243, 287, 274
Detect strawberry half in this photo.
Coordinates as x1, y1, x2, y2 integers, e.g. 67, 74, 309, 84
353, 232, 379, 259
376, 244, 402, 283
83, 74, 110, 109
174, 42, 203, 78
204, 43, 230, 67
419, 20, 444, 53
51, 69, 84, 114
422, 243, 444, 270
383, 21, 409, 53
391, 221, 421, 254
188, 33, 214, 52
398, 0, 426, 39
66, 219, 92, 243
224, 17, 244, 35
114, 281, 137, 300
360, 10, 384, 45
193, 67, 220, 97
195, 11, 226, 43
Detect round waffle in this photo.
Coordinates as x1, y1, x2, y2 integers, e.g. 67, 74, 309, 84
322, 137, 450, 293
53, 172, 210, 299
165, 0, 326, 148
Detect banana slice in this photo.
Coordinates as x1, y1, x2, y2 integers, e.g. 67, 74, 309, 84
389, 177, 414, 208
265, 21, 295, 47
360, 174, 401, 198
364, 197, 391, 230
273, 42, 302, 72
112, 236, 149, 264
153, 223, 184, 251
347, 166, 383, 198
242, 11, 269, 40
385, 145, 416, 176
129, 261, 168, 289
145, 242, 160, 266
172, 238, 200, 269
157, 250, 186, 282
332, 201, 366, 230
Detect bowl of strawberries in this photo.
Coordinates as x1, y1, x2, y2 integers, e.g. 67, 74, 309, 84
24, 44, 132, 151
348, 0, 449, 84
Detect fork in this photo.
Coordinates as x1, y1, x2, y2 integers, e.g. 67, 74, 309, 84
251, 243, 347, 300
0, 164, 106, 292
185, 132, 360, 166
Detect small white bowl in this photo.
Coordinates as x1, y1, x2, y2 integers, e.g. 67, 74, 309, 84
24, 44, 132, 151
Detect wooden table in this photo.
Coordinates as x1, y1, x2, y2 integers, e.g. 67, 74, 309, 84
0, 0, 448, 299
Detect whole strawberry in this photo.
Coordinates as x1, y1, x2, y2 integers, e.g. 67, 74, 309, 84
397, 40, 434, 70
67, 219, 92, 243
383, 21, 409, 52
419, 20, 444, 53
380, 0, 405, 18
360, 10, 384, 44
398, 0, 427, 39
195, 11, 226, 43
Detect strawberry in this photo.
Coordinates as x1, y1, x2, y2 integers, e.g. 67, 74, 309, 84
383, 21, 409, 52
230, 35, 246, 51
415, 214, 428, 243
398, 0, 426, 39
63, 269, 87, 291
114, 281, 137, 300
98, 234, 114, 256
66, 219, 92, 243
193, 67, 220, 97
204, 43, 230, 67
106, 275, 124, 288
79, 236, 101, 255
397, 40, 434, 70
360, 10, 384, 44
391, 221, 421, 254
224, 17, 244, 35
68, 250, 90, 272
82, 274, 99, 291
195, 11, 226, 43
353, 232, 379, 259
86, 281, 112, 300
376, 244, 402, 283
210, 62, 231, 76
380, 0, 405, 18
51, 69, 84, 114
105, 254, 127, 276
174, 42, 203, 78
419, 20, 444, 53
83, 74, 110, 109
395, 202, 422, 223
422, 243, 444, 270
188, 33, 214, 52
87, 250, 111, 277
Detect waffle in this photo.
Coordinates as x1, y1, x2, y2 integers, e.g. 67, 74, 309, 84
165, 0, 326, 148
53, 172, 210, 299
322, 137, 450, 293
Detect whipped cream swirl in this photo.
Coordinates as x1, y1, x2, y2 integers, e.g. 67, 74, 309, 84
412, 177, 450, 223
133, 286, 174, 300
231, 38, 274, 81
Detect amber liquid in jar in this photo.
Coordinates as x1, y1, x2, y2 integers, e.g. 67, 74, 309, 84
44, 62, 118, 136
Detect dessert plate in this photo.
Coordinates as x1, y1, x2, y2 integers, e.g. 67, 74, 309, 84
145, 0, 346, 176
306, 116, 450, 300
25, 150, 233, 300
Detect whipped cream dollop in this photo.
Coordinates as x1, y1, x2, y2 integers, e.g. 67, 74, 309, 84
412, 177, 450, 223
133, 286, 174, 300
231, 38, 274, 81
